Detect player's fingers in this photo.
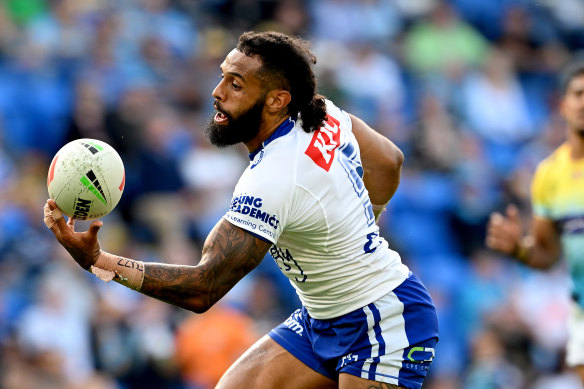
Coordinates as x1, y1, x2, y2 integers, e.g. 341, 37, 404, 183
44, 200, 68, 235
486, 232, 513, 254
485, 236, 501, 250
88, 220, 103, 238
485, 233, 495, 248
506, 204, 520, 225
488, 212, 503, 227
67, 217, 75, 231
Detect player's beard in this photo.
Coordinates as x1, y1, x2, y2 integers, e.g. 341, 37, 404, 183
206, 98, 265, 148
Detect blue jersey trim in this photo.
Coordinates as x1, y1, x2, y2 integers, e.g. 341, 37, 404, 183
248, 116, 296, 160
244, 229, 272, 243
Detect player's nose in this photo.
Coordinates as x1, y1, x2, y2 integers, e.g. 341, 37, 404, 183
212, 81, 225, 101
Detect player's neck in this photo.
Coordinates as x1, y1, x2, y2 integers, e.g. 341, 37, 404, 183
567, 128, 584, 159
244, 115, 290, 153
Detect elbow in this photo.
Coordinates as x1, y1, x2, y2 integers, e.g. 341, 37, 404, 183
383, 141, 404, 173
392, 146, 405, 170
184, 296, 216, 314
190, 304, 211, 314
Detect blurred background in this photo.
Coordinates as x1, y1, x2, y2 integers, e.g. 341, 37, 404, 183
0, 0, 583, 388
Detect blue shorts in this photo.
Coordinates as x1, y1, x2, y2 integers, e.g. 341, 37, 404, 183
268, 273, 438, 389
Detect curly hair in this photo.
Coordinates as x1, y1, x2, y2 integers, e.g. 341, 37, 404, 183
236, 31, 327, 133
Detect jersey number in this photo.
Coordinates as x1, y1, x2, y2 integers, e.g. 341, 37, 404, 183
270, 246, 307, 283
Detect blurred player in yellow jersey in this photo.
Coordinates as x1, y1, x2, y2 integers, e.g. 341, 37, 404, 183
486, 61, 584, 384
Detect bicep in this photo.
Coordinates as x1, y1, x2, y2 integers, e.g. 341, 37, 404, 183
200, 218, 272, 287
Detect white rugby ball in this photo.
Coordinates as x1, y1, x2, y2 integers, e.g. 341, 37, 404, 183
47, 138, 125, 220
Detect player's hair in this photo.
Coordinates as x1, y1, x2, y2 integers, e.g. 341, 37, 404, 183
237, 31, 327, 133
560, 61, 584, 95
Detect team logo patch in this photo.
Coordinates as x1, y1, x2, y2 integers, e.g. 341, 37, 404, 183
305, 115, 341, 171
251, 149, 265, 169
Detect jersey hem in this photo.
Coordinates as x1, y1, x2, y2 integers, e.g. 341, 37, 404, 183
303, 267, 410, 320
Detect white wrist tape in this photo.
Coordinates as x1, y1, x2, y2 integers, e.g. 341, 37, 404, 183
43, 203, 63, 229
90, 251, 144, 291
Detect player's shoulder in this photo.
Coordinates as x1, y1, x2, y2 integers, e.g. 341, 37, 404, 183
324, 99, 352, 130
247, 99, 352, 174
536, 143, 570, 173
243, 122, 300, 187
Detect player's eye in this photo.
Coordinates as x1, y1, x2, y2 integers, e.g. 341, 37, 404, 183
232, 83, 241, 90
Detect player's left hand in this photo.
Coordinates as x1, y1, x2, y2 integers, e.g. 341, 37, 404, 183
485, 204, 523, 256
43, 199, 102, 270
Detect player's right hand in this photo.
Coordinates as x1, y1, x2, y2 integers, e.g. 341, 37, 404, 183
43, 199, 102, 270
485, 204, 523, 256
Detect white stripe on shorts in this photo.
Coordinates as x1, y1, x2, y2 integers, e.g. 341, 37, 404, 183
361, 291, 409, 383
361, 305, 379, 379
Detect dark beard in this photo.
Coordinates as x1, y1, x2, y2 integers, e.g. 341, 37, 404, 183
206, 99, 264, 148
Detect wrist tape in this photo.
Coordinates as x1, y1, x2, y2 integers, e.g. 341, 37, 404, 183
512, 236, 533, 264
90, 251, 144, 291
43, 202, 63, 229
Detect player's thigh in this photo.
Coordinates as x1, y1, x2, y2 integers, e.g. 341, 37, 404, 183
216, 335, 337, 389
339, 373, 405, 389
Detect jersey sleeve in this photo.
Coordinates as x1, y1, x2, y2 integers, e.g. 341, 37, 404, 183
223, 160, 293, 244
531, 160, 552, 219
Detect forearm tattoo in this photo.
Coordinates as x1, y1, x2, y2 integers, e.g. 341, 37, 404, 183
140, 220, 269, 311
368, 384, 402, 389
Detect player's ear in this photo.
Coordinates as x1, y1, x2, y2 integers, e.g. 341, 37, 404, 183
265, 89, 291, 114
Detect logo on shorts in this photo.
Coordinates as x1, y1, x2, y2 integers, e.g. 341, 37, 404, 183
283, 310, 303, 336
340, 353, 359, 367
407, 347, 435, 363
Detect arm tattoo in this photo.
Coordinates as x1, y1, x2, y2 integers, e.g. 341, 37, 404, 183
368, 384, 402, 389
140, 219, 270, 312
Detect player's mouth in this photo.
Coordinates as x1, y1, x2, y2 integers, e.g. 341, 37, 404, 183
214, 103, 230, 124
214, 111, 228, 124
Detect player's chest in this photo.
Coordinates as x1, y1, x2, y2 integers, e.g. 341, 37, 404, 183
546, 164, 584, 217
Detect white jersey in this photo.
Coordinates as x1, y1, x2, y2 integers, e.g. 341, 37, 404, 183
224, 100, 409, 319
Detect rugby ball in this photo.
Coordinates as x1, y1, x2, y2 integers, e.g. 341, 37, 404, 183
47, 138, 125, 220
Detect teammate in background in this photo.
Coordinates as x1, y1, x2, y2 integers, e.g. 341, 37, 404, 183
43, 31, 438, 389
486, 62, 584, 384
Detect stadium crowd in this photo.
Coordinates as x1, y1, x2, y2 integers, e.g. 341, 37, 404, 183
0, 0, 583, 388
